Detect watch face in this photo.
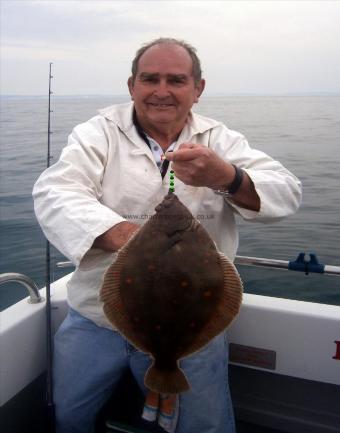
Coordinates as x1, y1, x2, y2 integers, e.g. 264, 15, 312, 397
214, 190, 230, 197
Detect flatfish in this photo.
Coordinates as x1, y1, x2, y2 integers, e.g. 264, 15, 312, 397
100, 192, 242, 394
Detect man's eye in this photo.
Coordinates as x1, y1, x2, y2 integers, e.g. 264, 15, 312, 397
169, 77, 186, 85
141, 76, 158, 83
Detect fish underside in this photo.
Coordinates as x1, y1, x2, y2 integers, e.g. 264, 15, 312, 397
101, 192, 242, 394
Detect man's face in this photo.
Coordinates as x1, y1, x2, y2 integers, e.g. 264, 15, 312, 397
128, 44, 205, 131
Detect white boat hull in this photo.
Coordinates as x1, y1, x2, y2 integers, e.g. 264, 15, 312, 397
1, 273, 340, 432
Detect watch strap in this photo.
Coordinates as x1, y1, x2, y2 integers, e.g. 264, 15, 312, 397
214, 164, 244, 196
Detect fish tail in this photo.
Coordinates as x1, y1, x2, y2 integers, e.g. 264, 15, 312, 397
145, 362, 190, 394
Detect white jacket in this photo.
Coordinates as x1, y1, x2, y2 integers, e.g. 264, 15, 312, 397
33, 102, 302, 328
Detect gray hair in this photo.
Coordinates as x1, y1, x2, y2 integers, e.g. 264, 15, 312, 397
131, 37, 202, 84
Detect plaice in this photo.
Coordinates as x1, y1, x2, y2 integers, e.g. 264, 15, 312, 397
100, 192, 243, 394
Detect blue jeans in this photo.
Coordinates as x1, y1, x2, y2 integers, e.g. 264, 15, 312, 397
53, 308, 236, 433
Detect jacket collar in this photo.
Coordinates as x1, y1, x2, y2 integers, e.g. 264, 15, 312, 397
98, 102, 222, 139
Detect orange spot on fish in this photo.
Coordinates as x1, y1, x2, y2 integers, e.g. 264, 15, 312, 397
181, 281, 188, 288
203, 290, 212, 298
115, 302, 123, 311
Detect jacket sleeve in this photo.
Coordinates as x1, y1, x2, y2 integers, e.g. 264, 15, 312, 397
32, 116, 126, 266
211, 126, 302, 222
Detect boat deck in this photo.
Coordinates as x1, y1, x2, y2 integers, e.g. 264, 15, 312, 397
2, 368, 285, 433
97, 370, 286, 433
237, 422, 284, 433
103, 420, 284, 433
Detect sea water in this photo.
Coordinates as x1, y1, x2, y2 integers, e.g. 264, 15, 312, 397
1, 95, 339, 310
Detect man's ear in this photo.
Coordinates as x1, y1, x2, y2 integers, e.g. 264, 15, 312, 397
195, 79, 205, 102
127, 77, 134, 100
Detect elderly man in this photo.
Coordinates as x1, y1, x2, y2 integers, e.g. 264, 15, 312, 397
33, 38, 301, 433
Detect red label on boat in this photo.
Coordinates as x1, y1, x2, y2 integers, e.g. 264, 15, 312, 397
333, 341, 340, 360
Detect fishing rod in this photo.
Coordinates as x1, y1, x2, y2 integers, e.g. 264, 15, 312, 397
46, 62, 55, 432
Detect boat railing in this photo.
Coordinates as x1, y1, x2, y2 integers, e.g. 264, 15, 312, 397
2, 252, 337, 307
235, 253, 340, 276
56, 253, 340, 276
0, 273, 45, 303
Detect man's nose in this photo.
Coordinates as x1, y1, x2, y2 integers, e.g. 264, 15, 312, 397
154, 79, 171, 98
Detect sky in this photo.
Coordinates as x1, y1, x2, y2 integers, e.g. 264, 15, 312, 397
1, 0, 340, 96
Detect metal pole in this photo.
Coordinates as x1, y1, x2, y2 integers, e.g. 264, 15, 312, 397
235, 256, 289, 270
234, 255, 340, 276
57, 255, 340, 276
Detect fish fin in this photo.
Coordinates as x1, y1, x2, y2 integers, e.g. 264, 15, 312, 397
100, 247, 128, 327
180, 252, 243, 358
100, 247, 151, 354
145, 362, 190, 394
218, 252, 243, 324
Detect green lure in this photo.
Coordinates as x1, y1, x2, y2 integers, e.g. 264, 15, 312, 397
169, 169, 175, 193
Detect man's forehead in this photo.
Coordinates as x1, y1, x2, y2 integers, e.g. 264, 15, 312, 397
138, 43, 193, 71
138, 72, 190, 79
142, 43, 191, 57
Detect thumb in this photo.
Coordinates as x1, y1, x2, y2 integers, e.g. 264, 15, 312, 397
164, 150, 175, 161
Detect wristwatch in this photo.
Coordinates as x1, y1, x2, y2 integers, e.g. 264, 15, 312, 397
213, 164, 244, 197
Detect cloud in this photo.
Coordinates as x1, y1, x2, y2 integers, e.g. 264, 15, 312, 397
1, 0, 340, 95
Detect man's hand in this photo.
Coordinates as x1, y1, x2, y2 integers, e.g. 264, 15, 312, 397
165, 143, 234, 189
165, 143, 260, 212
93, 221, 140, 252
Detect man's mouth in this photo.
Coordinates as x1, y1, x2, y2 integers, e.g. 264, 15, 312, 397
147, 102, 175, 108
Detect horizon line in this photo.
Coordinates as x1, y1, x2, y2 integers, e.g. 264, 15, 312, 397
2, 91, 340, 98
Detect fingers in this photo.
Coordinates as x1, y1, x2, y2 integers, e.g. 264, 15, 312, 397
165, 143, 205, 162
163, 143, 231, 189
163, 144, 209, 187
178, 142, 199, 150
